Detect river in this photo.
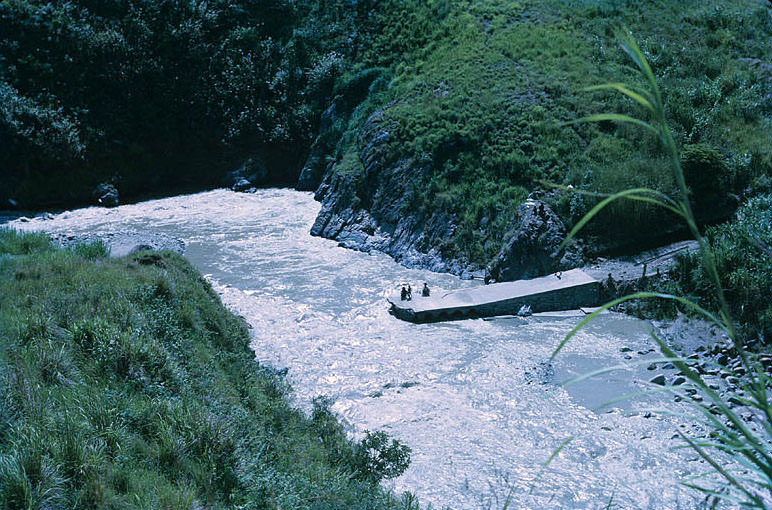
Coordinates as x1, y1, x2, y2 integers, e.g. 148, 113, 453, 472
9, 189, 706, 509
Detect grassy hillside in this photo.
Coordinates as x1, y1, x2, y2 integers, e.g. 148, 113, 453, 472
323, 0, 772, 262
0, 229, 413, 509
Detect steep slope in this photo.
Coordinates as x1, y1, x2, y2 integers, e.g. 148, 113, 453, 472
308, 0, 772, 280
0, 230, 412, 509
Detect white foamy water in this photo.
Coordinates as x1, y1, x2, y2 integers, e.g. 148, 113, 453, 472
10, 189, 708, 509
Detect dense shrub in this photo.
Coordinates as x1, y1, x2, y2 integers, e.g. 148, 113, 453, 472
0, 0, 380, 205
668, 194, 772, 342
681, 144, 734, 220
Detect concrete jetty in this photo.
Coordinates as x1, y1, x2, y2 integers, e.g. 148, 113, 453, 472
389, 269, 601, 323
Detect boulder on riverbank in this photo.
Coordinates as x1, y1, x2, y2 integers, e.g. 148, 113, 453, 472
93, 183, 119, 207
486, 200, 584, 282
223, 157, 268, 192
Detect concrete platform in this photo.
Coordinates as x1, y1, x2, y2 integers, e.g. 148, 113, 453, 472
389, 269, 601, 323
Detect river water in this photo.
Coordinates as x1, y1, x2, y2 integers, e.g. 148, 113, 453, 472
10, 189, 707, 509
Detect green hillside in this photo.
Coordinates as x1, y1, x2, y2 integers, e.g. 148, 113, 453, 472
2, 0, 771, 326
324, 0, 772, 261
0, 230, 412, 509
2, 2, 772, 505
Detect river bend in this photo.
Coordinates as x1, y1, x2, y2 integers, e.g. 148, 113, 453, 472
10, 189, 704, 509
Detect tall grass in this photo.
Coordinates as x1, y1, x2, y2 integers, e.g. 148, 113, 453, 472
0, 230, 415, 509
552, 33, 772, 507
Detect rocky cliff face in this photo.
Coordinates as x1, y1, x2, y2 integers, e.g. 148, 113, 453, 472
310, 109, 584, 280
486, 199, 584, 282
311, 109, 468, 274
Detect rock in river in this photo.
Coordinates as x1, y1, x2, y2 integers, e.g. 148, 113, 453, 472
232, 178, 255, 193
671, 376, 687, 386
223, 157, 268, 191
650, 374, 667, 386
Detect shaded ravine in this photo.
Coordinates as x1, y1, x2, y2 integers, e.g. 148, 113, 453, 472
10, 189, 708, 509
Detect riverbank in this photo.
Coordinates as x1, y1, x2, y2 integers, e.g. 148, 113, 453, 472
0, 229, 413, 509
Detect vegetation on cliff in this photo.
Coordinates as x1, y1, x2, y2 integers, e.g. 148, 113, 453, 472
0, 229, 412, 509
323, 0, 772, 264
314, 0, 772, 347
655, 193, 772, 342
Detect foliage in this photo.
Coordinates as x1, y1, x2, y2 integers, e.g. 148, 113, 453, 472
352, 431, 412, 483
0, 0, 380, 204
324, 0, 772, 265
0, 229, 414, 509
3, 0, 771, 267
681, 144, 734, 220
310, 396, 411, 484
554, 34, 772, 507
664, 194, 772, 342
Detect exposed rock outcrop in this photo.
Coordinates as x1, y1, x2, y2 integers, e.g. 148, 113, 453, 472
486, 200, 584, 282
296, 145, 327, 192
297, 102, 341, 192
311, 109, 468, 274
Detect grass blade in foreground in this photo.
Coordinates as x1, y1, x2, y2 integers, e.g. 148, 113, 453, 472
550, 31, 772, 507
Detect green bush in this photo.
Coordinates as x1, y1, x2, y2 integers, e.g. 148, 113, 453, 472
352, 431, 412, 483
71, 240, 108, 260
681, 144, 733, 219
668, 194, 772, 341
310, 397, 412, 484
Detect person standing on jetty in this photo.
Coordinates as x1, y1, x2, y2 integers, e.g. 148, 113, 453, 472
422, 283, 430, 297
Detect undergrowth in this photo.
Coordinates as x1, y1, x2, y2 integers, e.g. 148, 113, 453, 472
554, 33, 772, 507
636, 193, 772, 345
